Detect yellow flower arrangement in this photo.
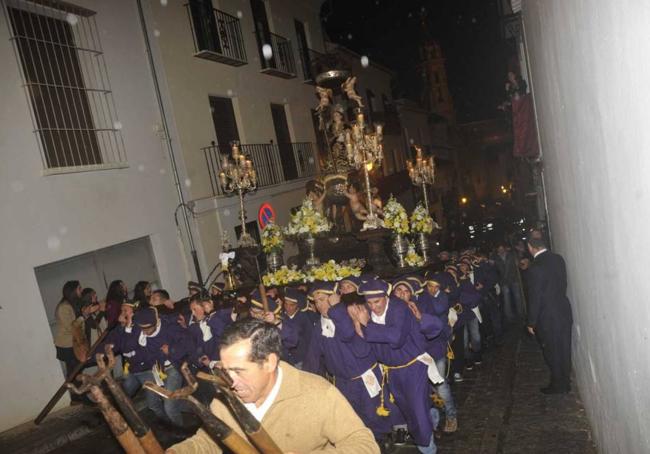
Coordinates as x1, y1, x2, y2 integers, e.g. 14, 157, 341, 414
410, 203, 434, 234
404, 242, 425, 267
262, 265, 307, 287
305, 259, 363, 282
261, 222, 284, 253
284, 198, 331, 237
383, 196, 410, 234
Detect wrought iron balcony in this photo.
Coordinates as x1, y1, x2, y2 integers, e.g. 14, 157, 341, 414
203, 142, 317, 196
185, 3, 247, 66
255, 30, 297, 78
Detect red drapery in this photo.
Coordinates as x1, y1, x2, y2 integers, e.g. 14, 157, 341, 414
512, 93, 540, 158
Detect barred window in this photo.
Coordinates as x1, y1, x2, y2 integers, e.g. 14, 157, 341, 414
3, 0, 126, 173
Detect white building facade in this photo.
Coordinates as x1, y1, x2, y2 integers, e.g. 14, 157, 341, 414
0, 0, 194, 431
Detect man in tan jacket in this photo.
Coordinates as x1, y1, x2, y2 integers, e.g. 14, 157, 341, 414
168, 318, 379, 454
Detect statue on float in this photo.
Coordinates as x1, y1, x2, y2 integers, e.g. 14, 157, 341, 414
310, 72, 384, 232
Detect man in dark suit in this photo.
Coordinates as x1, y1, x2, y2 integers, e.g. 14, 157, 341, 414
526, 237, 573, 394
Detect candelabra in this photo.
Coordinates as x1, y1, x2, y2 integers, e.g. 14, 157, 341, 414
407, 145, 435, 212
218, 142, 258, 247
345, 110, 384, 230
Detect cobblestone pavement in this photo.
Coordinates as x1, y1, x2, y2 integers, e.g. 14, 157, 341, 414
429, 326, 597, 454
8, 326, 597, 454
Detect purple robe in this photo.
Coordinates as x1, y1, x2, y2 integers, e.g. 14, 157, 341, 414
303, 303, 392, 438
363, 297, 441, 446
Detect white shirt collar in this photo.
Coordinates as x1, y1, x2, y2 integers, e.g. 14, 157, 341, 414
433, 289, 441, 298
320, 316, 336, 337
370, 299, 389, 325
534, 248, 548, 258
244, 366, 283, 422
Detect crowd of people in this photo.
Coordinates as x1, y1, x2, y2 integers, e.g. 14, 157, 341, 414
52, 229, 559, 454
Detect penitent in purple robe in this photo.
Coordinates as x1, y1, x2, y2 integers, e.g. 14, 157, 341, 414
363, 297, 442, 446
303, 303, 392, 438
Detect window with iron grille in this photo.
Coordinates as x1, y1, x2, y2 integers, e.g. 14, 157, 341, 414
3, 0, 126, 174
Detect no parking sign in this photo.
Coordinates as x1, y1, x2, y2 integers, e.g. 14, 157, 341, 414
258, 203, 276, 229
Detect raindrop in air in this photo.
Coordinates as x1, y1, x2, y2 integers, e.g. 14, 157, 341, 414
59, 226, 68, 235
236, 10, 243, 18
47, 236, 61, 251
262, 44, 273, 60
113, 121, 123, 130
160, 0, 168, 6
223, 209, 231, 217
153, 29, 160, 37
66, 13, 78, 26
184, 178, 192, 187
160, 168, 167, 175
227, 89, 234, 97
360, 55, 369, 68
138, 164, 145, 172
347, 33, 353, 40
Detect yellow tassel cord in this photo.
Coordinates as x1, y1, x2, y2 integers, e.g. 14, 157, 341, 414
376, 365, 390, 417
123, 361, 130, 376
430, 392, 445, 408
376, 357, 420, 417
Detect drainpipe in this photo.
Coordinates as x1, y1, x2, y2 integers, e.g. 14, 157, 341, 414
136, 0, 203, 284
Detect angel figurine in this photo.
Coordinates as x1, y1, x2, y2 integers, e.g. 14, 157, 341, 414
341, 76, 364, 108
315, 86, 333, 113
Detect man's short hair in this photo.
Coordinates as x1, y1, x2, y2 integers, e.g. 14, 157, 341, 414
152, 289, 170, 300
220, 318, 282, 364
190, 291, 211, 304
527, 237, 547, 250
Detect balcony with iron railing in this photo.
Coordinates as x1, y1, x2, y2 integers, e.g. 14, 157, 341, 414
255, 30, 297, 78
185, 3, 247, 66
203, 142, 318, 196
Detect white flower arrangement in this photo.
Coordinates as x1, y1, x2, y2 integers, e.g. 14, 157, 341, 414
383, 196, 410, 234
404, 242, 425, 267
284, 198, 331, 237
261, 222, 284, 253
410, 203, 434, 234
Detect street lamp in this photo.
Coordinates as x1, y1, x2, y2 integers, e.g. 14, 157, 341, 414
218, 142, 258, 248
345, 110, 384, 230
407, 145, 435, 212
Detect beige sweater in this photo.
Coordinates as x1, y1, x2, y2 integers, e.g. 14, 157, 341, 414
53, 300, 76, 348
170, 362, 379, 454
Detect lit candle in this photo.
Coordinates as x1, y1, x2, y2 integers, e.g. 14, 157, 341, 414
375, 124, 383, 136
357, 112, 364, 125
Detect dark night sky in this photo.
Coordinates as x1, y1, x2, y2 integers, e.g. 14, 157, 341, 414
320, 0, 512, 123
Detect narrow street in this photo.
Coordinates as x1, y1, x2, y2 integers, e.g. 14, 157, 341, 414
436, 328, 596, 453
2, 325, 596, 454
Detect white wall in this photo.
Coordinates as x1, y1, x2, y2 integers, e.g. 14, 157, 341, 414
523, 1, 650, 452
0, 0, 190, 430
143, 0, 328, 264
